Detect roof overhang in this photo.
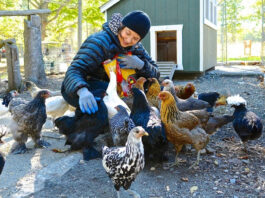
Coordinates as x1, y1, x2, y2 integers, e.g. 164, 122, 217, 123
100, 0, 120, 13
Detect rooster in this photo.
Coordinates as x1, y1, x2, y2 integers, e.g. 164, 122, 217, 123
159, 91, 209, 169
175, 83, 196, 99
130, 87, 168, 162
102, 126, 148, 198
55, 89, 109, 161
162, 79, 210, 111
227, 95, 263, 151
110, 105, 135, 146
9, 90, 51, 154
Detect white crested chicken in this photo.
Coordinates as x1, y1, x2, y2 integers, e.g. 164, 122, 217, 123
102, 126, 148, 198
162, 79, 210, 111
159, 91, 209, 169
227, 95, 263, 151
103, 71, 130, 119
9, 90, 51, 154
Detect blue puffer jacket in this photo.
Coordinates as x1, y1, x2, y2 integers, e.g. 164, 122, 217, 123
61, 22, 160, 107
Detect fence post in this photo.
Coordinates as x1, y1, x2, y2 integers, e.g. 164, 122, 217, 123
4, 39, 22, 91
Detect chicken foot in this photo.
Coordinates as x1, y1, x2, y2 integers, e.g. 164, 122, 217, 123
163, 153, 180, 169
11, 143, 27, 154
188, 150, 201, 169
34, 139, 51, 148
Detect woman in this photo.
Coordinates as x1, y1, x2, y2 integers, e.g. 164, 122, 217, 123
61, 10, 160, 114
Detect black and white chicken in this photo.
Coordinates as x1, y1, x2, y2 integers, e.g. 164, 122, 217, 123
227, 95, 263, 151
102, 126, 148, 198
0, 90, 19, 115
110, 105, 135, 146
9, 90, 51, 154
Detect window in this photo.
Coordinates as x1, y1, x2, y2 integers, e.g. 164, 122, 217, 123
204, 0, 217, 29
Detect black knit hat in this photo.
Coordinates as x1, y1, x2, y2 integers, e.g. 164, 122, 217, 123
122, 10, 151, 39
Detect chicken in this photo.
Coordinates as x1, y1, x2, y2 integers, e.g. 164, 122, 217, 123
198, 92, 227, 112
2, 90, 19, 107
227, 95, 263, 151
175, 83, 196, 99
54, 89, 109, 161
159, 91, 209, 169
204, 114, 234, 135
162, 79, 210, 111
134, 76, 146, 91
186, 109, 211, 129
0, 90, 19, 115
9, 90, 51, 154
102, 126, 148, 198
25, 80, 74, 121
0, 153, 4, 175
146, 78, 161, 109
130, 87, 168, 162
103, 71, 131, 119
25, 80, 61, 98
110, 105, 135, 146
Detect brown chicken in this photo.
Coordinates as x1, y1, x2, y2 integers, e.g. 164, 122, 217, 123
175, 83, 196, 99
134, 77, 146, 91
162, 79, 210, 111
146, 78, 161, 109
159, 91, 209, 169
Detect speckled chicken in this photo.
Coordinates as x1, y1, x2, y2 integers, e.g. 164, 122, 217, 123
162, 79, 210, 111
130, 87, 168, 162
9, 90, 51, 154
159, 91, 209, 169
110, 105, 135, 146
102, 126, 148, 198
175, 83, 196, 99
227, 95, 263, 151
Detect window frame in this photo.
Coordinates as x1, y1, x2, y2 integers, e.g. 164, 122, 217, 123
204, 0, 217, 30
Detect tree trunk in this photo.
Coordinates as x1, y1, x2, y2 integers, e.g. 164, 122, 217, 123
5, 39, 22, 91
24, 14, 47, 85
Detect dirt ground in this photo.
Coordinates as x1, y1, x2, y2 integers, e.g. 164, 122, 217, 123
1, 72, 265, 198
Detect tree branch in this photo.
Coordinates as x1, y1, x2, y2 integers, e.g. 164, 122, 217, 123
47, 0, 71, 23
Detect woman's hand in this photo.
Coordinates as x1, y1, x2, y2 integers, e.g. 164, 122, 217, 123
117, 55, 144, 70
77, 87, 100, 114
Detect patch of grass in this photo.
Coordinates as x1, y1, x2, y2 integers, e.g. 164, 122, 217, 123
217, 56, 261, 62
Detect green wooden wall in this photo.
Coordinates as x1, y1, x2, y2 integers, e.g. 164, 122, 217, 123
106, 0, 208, 72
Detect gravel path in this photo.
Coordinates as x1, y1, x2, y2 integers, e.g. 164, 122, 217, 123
29, 73, 265, 198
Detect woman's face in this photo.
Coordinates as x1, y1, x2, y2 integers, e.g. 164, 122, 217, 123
118, 27, 141, 48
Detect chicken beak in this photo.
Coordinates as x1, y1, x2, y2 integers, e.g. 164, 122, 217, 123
142, 131, 149, 136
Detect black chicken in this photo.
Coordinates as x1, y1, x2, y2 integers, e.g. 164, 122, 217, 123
198, 92, 222, 112
102, 126, 148, 198
109, 105, 135, 146
10, 90, 51, 154
0, 153, 4, 175
54, 89, 109, 161
227, 95, 263, 151
130, 87, 168, 162
2, 90, 19, 107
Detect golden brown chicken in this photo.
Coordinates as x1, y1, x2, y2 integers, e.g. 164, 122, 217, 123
175, 83, 196, 99
159, 91, 209, 169
146, 78, 161, 109
134, 77, 146, 91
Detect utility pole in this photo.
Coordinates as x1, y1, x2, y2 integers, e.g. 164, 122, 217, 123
78, 0, 82, 49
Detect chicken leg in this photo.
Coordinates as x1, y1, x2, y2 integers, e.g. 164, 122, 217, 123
11, 143, 27, 154
189, 150, 201, 169
34, 139, 51, 148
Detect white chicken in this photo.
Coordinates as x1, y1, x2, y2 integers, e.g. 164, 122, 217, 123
103, 71, 131, 119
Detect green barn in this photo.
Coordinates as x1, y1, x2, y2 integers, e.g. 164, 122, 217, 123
100, 0, 217, 79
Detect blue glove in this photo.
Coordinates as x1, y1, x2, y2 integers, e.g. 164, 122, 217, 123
117, 55, 144, 70
77, 87, 100, 114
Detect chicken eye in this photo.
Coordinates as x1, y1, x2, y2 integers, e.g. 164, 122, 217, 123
135, 130, 139, 134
